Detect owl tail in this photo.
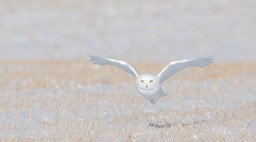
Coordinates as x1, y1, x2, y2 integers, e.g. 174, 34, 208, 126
149, 89, 166, 104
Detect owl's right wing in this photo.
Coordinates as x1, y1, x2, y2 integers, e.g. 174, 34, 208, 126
89, 55, 139, 77
157, 57, 214, 83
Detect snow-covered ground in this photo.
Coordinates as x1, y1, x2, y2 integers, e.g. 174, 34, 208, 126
0, 0, 256, 61
0, 61, 255, 141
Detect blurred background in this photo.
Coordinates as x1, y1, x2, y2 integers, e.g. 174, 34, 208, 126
1, 0, 256, 61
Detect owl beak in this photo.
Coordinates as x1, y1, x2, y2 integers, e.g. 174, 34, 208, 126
146, 85, 148, 88
150, 99, 156, 104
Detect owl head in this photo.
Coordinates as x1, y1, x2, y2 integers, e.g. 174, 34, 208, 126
136, 74, 160, 92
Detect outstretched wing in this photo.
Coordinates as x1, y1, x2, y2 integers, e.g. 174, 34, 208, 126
89, 55, 139, 77
157, 57, 214, 83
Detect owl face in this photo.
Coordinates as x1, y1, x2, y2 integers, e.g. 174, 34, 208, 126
136, 74, 160, 91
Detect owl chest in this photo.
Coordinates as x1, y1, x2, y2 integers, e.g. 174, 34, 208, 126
138, 88, 158, 96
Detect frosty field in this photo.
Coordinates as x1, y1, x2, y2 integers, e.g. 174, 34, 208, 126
0, 60, 255, 141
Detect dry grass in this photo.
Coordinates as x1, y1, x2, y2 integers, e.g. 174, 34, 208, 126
0, 60, 256, 141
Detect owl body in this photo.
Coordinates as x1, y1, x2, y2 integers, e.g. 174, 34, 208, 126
136, 74, 166, 104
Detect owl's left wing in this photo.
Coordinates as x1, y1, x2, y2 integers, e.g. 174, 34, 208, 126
89, 55, 139, 77
157, 57, 214, 83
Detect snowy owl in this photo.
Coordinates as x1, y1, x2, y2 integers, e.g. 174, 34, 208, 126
89, 55, 214, 104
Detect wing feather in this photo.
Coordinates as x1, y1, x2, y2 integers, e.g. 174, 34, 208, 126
89, 55, 139, 77
157, 57, 214, 83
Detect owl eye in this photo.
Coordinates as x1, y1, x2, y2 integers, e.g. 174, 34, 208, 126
140, 80, 144, 83
150, 80, 154, 83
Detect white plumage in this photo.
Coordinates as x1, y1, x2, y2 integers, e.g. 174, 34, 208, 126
89, 55, 214, 104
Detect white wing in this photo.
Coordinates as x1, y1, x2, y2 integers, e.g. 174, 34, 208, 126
157, 57, 214, 83
89, 55, 139, 77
